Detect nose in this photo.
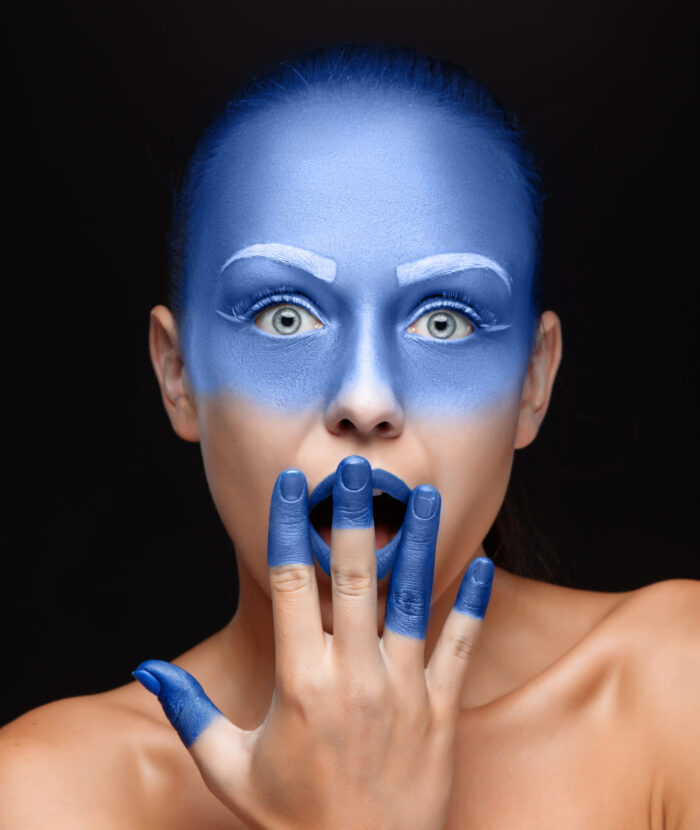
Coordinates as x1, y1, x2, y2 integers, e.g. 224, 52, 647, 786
323, 327, 405, 439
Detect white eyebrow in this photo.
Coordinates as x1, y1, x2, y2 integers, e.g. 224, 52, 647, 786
396, 253, 512, 294
220, 243, 337, 283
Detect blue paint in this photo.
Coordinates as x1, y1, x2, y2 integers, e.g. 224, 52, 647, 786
170, 45, 544, 327
267, 469, 314, 567
132, 659, 222, 748
174, 59, 540, 418
332, 456, 373, 528
309, 467, 410, 579
183, 251, 536, 416
384, 485, 440, 640
454, 556, 494, 619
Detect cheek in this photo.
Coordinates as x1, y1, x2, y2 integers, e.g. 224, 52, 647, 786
182, 315, 334, 410
400, 334, 530, 415
196, 395, 313, 571
414, 402, 519, 586
184, 316, 533, 417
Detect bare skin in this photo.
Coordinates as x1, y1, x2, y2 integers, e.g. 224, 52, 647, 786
3, 89, 699, 827
2, 562, 699, 828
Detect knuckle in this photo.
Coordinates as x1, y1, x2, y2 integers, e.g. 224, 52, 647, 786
428, 711, 457, 751
450, 627, 477, 661
389, 588, 428, 618
403, 530, 435, 554
344, 678, 390, 716
335, 503, 370, 524
393, 690, 429, 727
270, 565, 314, 598
331, 565, 373, 597
277, 672, 325, 708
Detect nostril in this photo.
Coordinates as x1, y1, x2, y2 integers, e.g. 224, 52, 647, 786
339, 418, 353, 432
377, 421, 391, 433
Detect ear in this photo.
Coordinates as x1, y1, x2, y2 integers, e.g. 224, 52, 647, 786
514, 310, 563, 450
148, 305, 200, 443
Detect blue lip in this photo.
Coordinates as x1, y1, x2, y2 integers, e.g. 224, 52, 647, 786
308, 468, 411, 580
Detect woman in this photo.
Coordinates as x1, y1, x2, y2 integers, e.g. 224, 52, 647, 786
1, 43, 698, 829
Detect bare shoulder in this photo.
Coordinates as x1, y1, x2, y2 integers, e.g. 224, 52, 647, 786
606, 577, 700, 662
0, 685, 174, 829
530, 576, 700, 829
609, 578, 700, 830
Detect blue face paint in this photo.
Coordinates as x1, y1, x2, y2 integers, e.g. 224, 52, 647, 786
132, 659, 222, 748
179, 96, 538, 417
384, 484, 440, 640
454, 556, 495, 619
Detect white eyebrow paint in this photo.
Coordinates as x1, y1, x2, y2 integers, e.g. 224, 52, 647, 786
396, 253, 512, 294
220, 243, 337, 283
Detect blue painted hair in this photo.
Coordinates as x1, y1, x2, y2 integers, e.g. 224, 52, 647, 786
169, 41, 544, 323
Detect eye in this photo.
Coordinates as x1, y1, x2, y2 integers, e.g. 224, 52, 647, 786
255, 303, 323, 336
408, 309, 474, 340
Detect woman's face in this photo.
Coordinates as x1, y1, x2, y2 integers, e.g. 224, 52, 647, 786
171, 91, 544, 627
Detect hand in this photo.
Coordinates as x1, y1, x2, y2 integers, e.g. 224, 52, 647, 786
134, 455, 494, 830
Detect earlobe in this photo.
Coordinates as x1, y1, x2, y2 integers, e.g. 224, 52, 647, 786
514, 310, 562, 450
148, 305, 200, 443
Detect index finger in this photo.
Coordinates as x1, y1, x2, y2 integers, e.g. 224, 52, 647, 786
267, 469, 325, 680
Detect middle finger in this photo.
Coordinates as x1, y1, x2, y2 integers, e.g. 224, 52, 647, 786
330, 455, 380, 664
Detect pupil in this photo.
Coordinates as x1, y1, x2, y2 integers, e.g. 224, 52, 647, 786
428, 311, 456, 339
272, 306, 301, 334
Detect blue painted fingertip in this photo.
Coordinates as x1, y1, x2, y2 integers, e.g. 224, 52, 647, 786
268, 469, 314, 567
332, 455, 373, 528
280, 469, 305, 501
454, 556, 495, 619
132, 668, 161, 695
384, 484, 441, 640
132, 659, 222, 748
413, 487, 438, 519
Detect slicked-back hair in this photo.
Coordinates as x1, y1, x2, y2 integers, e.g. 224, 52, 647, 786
169, 41, 544, 323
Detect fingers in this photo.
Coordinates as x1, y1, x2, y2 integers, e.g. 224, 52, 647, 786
382, 485, 440, 677
267, 470, 324, 679
133, 660, 249, 805
329, 456, 379, 661
425, 556, 495, 713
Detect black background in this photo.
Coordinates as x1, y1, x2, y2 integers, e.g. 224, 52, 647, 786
1, 0, 697, 726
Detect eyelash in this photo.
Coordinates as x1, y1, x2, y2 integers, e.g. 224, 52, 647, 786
228, 286, 322, 321
409, 291, 497, 329
224, 286, 498, 330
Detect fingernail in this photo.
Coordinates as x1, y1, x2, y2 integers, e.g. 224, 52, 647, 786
333, 456, 372, 528
133, 668, 161, 696
280, 469, 304, 501
472, 557, 494, 585
413, 486, 437, 519
455, 556, 494, 619
340, 456, 369, 491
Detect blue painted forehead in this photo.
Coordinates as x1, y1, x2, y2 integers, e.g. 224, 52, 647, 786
169, 44, 543, 319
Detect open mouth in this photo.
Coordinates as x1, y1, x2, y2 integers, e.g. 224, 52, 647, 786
308, 468, 410, 580
310, 490, 407, 549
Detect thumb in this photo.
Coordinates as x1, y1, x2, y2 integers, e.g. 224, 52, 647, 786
133, 659, 222, 747
133, 660, 250, 807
